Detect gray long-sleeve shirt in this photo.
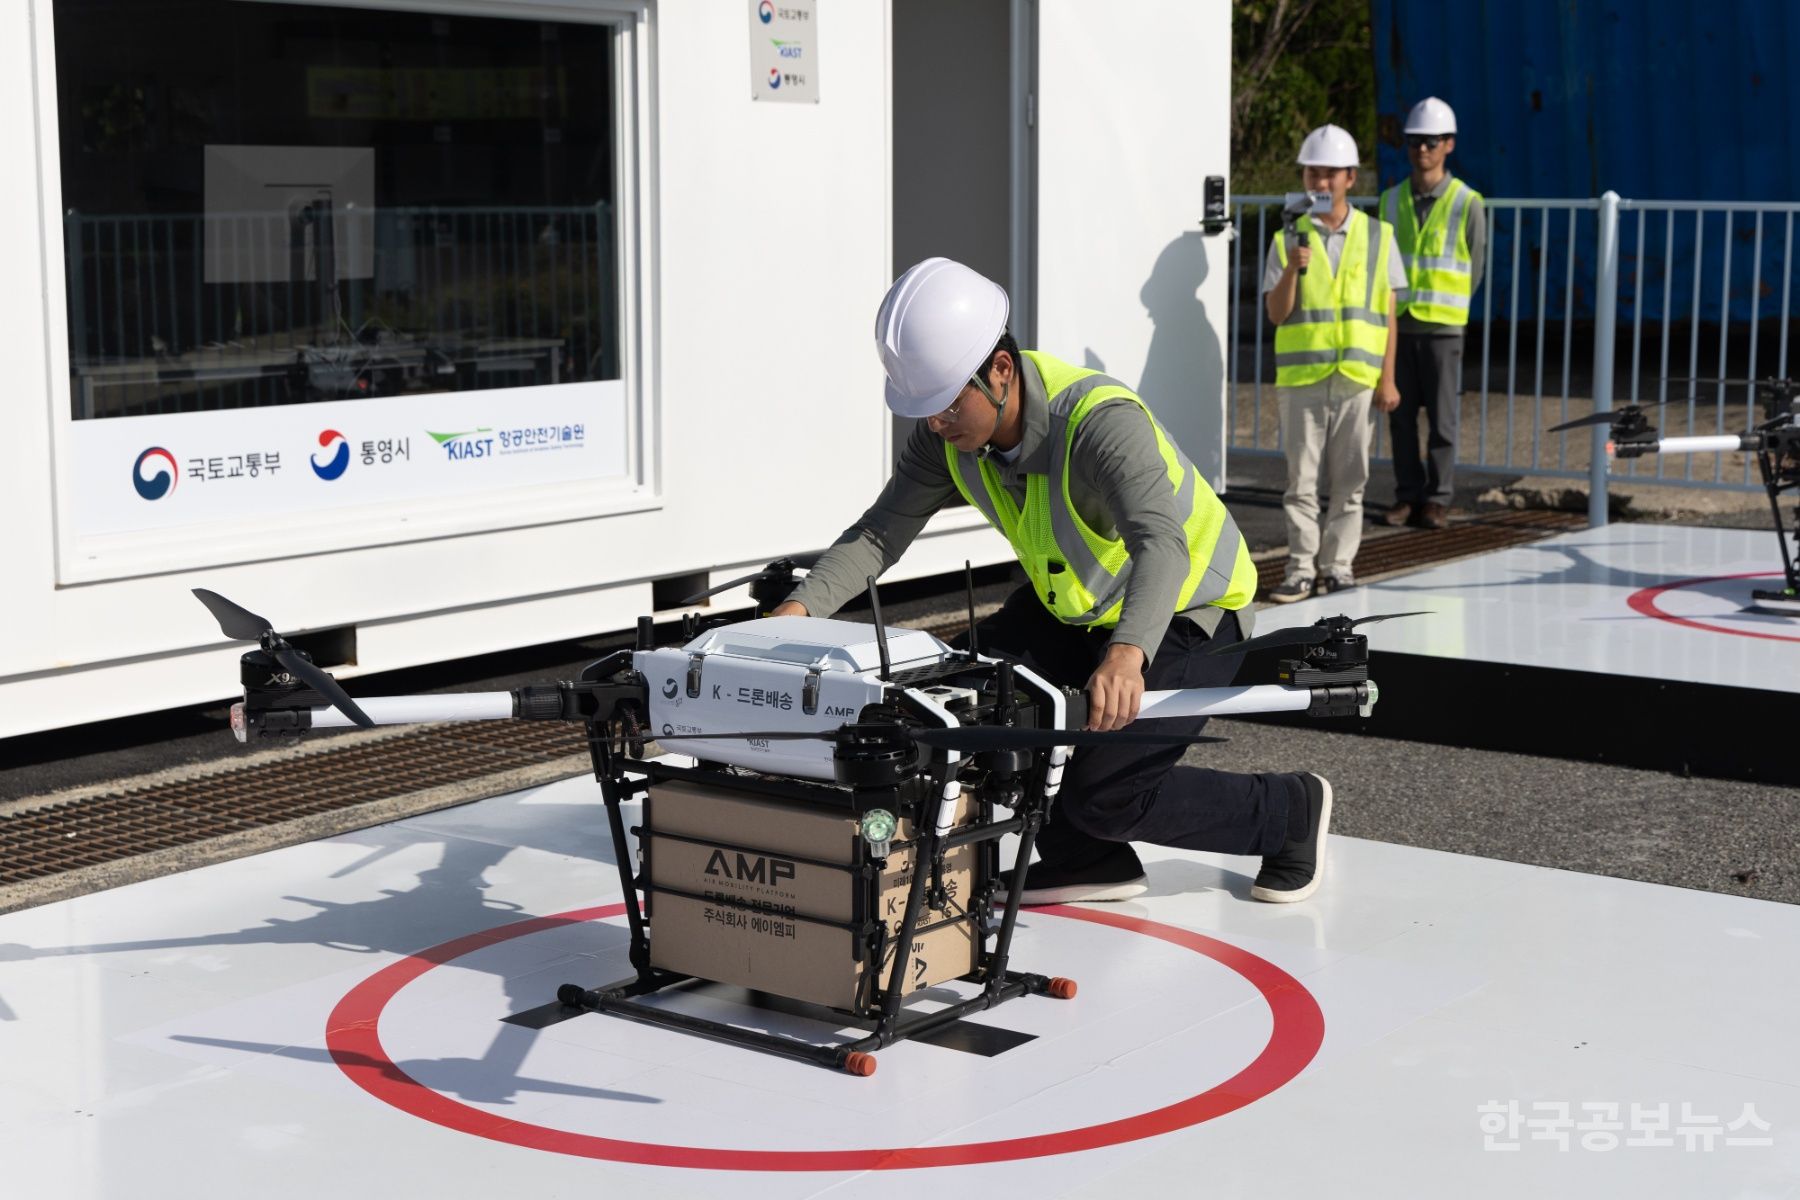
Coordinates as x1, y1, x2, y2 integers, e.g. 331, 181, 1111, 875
785, 354, 1249, 661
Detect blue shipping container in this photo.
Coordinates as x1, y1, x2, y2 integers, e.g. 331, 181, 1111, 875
1372, 0, 1800, 325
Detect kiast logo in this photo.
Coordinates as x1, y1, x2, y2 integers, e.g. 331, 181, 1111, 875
428, 428, 495, 460
310, 429, 351, 480
768, 68, 781, 89
757, 0, 774, 23
132, 447, 178, 500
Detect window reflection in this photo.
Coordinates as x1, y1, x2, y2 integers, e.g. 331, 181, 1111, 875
55, 1, 620, 419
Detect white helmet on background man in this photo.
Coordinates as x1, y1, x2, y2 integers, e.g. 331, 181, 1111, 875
1296, 124, 1360, 168
1404, 97, 1457, 135
874, 257, 1010, 419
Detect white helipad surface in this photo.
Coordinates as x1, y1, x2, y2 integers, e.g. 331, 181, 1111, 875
3, 772, 1797, 1198
1272, 523, 1800, 692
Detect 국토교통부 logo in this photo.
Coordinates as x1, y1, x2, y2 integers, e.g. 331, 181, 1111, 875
133, 447, 178, 500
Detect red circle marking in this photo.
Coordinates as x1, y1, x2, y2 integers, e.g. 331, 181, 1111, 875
1627, 571, 1800, 643
327, 902, 1324, 1171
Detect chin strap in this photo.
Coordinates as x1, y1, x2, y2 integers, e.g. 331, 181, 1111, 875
973, 375, 1012, 460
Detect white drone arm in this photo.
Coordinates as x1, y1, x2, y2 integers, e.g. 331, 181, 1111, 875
1138, 681, 1378, 721
903, 689, 966, 838
1138, 684, 1313, 720
1010, 663, 1073, 801
1628, 433, 1759, 457
239, 692, 516, 737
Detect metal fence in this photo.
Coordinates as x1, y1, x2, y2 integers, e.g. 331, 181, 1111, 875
1227, 192, 1800, 523
63, 203, 618, 419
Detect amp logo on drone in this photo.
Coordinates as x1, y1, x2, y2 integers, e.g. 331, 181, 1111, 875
823, 705, 857, 717
704, 849, 796, 886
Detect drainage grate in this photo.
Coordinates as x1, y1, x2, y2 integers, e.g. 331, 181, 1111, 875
1, 720, 588, 887
6, 509, 1584, 894
1255, 509, 1585, 593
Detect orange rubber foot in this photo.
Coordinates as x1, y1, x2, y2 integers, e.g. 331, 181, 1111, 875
843, 1051, 878, 1077
1047, 976, 1078, 1000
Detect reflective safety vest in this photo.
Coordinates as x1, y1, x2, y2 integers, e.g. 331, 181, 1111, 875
1380, 176, 1480, 327
1273, 209, 1397, 390
944, 351, 1257, 630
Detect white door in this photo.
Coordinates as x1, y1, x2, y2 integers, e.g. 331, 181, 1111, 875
1034, 0, 1233, 487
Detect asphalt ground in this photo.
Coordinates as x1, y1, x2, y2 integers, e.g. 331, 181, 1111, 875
5, 463, 1795, 909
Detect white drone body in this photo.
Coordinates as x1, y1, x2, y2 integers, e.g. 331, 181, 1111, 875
635, 617, 959, 780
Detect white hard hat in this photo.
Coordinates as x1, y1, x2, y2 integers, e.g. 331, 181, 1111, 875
1404, 97, 1457, 135
1296, 124, 1360, 168
874, 257, 1010, 419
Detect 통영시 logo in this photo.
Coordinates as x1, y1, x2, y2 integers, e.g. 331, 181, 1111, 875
311, 429, 351, 480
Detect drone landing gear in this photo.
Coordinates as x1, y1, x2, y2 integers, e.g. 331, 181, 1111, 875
555, 687, 1078, 1077
1749, 587, 1800, 615
555, 968, 1078, 1077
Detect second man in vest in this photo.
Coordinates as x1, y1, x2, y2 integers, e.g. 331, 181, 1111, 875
1377, 97, 1486, 530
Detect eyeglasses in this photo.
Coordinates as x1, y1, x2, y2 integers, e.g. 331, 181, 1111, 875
931, 395, 966, 424
1406, 135, 1446, 151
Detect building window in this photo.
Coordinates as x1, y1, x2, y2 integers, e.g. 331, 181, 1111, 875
54, 0, 620, 420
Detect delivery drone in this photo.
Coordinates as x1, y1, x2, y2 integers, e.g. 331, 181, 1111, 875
194, 571, 1407, 1076
1551, 375, 1800, 614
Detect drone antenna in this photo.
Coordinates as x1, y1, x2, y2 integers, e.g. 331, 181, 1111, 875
866, 575, 893, 682
964, 560, 981, 658
635, 616, 655, 652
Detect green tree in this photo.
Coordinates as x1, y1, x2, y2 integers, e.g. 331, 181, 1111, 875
1232, 0, 1378, 196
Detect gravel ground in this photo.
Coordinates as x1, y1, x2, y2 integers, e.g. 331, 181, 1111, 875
1193, 716, 1800, 905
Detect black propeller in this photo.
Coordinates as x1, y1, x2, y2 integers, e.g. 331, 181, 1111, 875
660, 724, 1227, 752
1662, 375, 1800, 395
1548, 408, 1645, 433
680, 553, 826, 605
192, 588, 373, 728
1549, 377, 1800, 434
1214, 611, 1431, 657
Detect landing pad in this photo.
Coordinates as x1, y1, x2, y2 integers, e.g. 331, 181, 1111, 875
2, 770, 1796, 1197
1260, 523, 1800, 782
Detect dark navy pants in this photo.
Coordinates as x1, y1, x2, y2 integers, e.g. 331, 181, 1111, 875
962, 586, 1303, 870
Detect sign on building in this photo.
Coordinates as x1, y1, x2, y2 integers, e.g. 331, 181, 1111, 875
748, 1, 817, 103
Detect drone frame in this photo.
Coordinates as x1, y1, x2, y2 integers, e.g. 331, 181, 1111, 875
1557, 377, 1800, 608
207, 577, 1387, 1075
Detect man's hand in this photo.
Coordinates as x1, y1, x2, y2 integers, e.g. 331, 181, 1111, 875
1374, 378, 1401, 413
769, 600, 809, 618
1085, 642, 1147, 732
1287, 243, 1312, 274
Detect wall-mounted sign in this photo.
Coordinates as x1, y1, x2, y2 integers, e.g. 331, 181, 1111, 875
71, 381, 628, 538
748, 1, 817, 103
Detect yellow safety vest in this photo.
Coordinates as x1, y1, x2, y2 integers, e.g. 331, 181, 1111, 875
944, 350, 1256, 629
1273, 209, 1397, 389
1380, 176, 1480, 326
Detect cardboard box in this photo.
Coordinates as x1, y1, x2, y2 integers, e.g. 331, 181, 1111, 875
647, 891, 977, 1012
643, 779, 981, 1009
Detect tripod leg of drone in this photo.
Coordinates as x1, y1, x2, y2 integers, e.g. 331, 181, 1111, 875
871, 782, 944, 1042
585, 723, 652, 978
1759, 448, 1800, 590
